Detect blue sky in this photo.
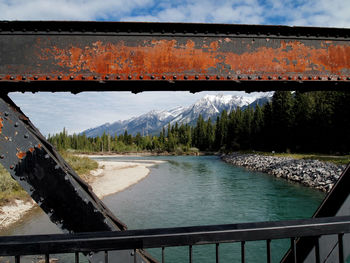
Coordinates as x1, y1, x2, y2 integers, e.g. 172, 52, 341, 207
2, 0, 350, 135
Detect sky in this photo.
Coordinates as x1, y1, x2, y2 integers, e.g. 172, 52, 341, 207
2, 0, 350, 135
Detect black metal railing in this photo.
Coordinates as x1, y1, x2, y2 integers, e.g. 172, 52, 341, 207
1, 216, 349, 263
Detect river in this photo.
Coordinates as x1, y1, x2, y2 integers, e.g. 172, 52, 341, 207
1, 156, 325, 262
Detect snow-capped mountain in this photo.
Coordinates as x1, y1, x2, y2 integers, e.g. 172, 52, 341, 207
81, 94, 271, 137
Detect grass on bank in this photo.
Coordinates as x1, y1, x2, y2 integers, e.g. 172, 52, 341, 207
242, 151, 350, 166
0, 151, 98, 206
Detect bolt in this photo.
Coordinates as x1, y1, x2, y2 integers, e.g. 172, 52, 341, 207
22, 76, 26, 80
227, 75, 231, 80
337, 76, 341, 80
288, 76, 292, 80
58, 75, 62, 80
46, 76, 50, 80
10, 76, 14, 80
278, 76, 282, 80
44, 154, 49, 159
55, 165, 60, 170
9, 165, 14, 169
93, 76, 98, 80
4, 112, 9, 116
237, 76, 241, 80
206, 75, 210, 80
116, 75, 121, 79
24, 134, 29, 138
318, 76, 322, 80
0, 155, 4, 159
14, 122, 19, 127
70, 75, 74, 80
34, 76, 38, 80
128, 75, 132, 79
162, 75, 166, 80
258, 76, 262, 80
268, 76, 272, 80
195, 75, 199, 79
216, 75, 221, 80
139, 75, 143, 79
151, 75, 155, 79
247, 76, 252, 80
184, 75, 188, 80
105, 75, 109, 80
308, 76, 312, 80
298, 76, 302, 80
347, 77, 350, 80
328, 76, 332, 80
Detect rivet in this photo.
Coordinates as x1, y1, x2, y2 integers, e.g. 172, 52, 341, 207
227, 75, 231, 79
173, 75, 177, 80
162, 75, 166, 80
58, 75, 62, 80
337, 76, 341, 80
34, 76, 38, 80
10, 76, 14, 80
116, 75, 121, 79
69, 28, 73, 32
22, 76, 26, 80
0, 155, 4, 159
298, 76, 302, 80
46, 76, 50, 80
318, 76, 322, 80
328, 76, 332, 80
24, 134, 29, 138
288, 76, 292, 80
58, 28, 62, 32
308, 76, 312, 80
206, 75, 210, 80
93, 76, 98, 80
258, 76, 262, 80
195, 75, 199, 79
184, 75, 188, 80
10, 28, 14, 32
4, 112, 9, 116
14, 122, 19, 127
278, 76, 282, 80
81, 76, 85, 80
151, 75, 155, 79
55, 165, 60, 170
10, 165, 14, 169
93, 28, 97, 32
237, 75, 241, 80
45, 154, 49, 159
139, 75, 143, 79
105, 75, 109, 80
70, 75, 74, 80
128, 75, 132, 79
22, 28, 26, 32
347, 77, 350, 80
216, 75, 221, 79
247, 76, 252, 80
268, 76, 272, 80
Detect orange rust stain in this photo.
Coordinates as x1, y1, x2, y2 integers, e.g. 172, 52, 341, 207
29, 147, 34, 153
41, 39, 350, 75
0, 117, 3, 134
16, 151, 26, 159
37, 144, 42, 149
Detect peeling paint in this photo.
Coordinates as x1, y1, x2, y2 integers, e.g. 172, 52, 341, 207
16, 151, 26, 159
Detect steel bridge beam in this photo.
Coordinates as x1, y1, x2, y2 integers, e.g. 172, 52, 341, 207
0, 21, 350, 93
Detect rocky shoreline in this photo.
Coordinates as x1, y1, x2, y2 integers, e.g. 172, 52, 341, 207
222, 153, 347, 192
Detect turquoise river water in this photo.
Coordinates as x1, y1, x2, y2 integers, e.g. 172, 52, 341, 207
1, 155, 325, 262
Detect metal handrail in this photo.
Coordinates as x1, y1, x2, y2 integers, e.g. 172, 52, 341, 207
1, 216, 349, 261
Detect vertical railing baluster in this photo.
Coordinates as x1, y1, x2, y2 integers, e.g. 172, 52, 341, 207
266, 239, 271, 263
162, 247, 165, 263
189, 245, 192, 263
216, 243, 219, 263
75, 252, 79, 263
15, 255, 20, 263
291, 238, 297, 263
338, 233, 344, 263
241, 241, 245, 263
104, 250, 108, 263
134, 249, 137, 263
45, 254, 49, 263
314, 236, 320, 263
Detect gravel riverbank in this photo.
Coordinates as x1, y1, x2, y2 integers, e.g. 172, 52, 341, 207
222, 153, 347, 192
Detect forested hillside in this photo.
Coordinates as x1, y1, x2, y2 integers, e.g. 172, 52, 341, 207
48, 91, 350, 154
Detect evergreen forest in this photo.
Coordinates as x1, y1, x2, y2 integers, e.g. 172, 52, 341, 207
48, 91, 350, 154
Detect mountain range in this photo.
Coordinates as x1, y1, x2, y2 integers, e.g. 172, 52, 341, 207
81, 93, 272, 137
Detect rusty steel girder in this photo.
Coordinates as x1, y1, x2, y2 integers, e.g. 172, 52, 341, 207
0, 21, 350, 92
